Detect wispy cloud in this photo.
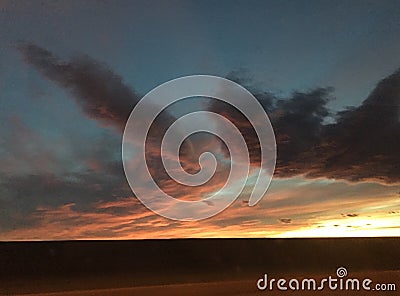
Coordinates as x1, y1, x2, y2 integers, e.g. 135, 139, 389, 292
2, 177, 399, 240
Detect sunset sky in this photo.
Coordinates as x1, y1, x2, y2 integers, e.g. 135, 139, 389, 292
1, 0, 400, 240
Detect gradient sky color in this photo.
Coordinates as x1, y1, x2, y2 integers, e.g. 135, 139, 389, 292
1, 0, 400, 240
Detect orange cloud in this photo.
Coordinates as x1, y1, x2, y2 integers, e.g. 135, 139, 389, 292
2, 177, 399, 240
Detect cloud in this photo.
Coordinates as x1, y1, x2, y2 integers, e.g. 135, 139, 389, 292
0, 115, 61, 175
0, 116, 133, 232
17, 43, 141, 133
2, 177, 399, 240
279, 218, 292, 224
13, 45, 236, 227
344, 214, 358, 218
7, 44, 400, 239
304, 69, 400, 183
209, 68, 400, 184
16, 44, 184, 153
17, 44, 213, 201
21, 44, 400, 193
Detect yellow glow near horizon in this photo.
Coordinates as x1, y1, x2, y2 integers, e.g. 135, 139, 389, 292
275, 214, 400, 238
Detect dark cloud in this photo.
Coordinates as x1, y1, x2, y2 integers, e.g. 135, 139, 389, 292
16, 44, 204, 198
17, 43, 139, 133
16, 44, 184, 154
10, 44, 400, 236
0, 115, 132, 232
0, 155, 133, 232
221, 72, 275, 167
15, 44, 228, 216
0, 136, 133, 222
346, 214, 359, 218
279, 218, 292, 224
209, 69, 400, 184
271, 88, 332, 176
208, 84, 333, 173
304, 69, 400, 183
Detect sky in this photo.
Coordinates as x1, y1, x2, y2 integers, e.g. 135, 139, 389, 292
0, 0, 400, 240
